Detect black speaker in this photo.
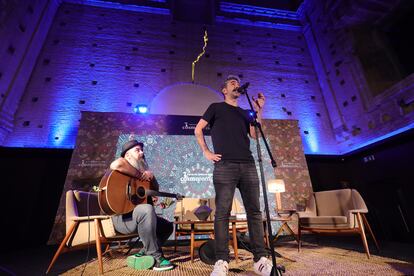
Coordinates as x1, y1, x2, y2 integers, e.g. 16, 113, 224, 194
198, 239, 216, 265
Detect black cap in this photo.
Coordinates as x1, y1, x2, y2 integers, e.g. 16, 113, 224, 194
120, 140, 144, 157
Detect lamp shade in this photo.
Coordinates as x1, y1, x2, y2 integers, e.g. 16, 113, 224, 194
267, 179, 286, 193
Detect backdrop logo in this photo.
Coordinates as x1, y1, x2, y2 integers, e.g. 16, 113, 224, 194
182, 122, 210, 131
181, 163, 214, 198
281, 161, 301, 168
79, 160, 107, 167
180, 171, 212, 184
182, 122, 197, 130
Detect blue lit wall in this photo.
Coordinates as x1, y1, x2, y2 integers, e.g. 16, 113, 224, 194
3, 1, 413, 154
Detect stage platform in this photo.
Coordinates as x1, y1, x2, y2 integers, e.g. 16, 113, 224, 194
2, 235, 413, 275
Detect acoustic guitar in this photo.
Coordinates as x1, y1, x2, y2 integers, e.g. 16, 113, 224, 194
98, 170, 184, 215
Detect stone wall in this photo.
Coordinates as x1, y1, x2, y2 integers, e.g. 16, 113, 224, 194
2, 2, 336, 154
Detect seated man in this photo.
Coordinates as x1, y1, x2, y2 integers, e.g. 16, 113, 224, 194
110, 140, 174, 271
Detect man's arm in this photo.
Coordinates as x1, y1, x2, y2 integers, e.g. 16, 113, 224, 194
194, 119, 222, 162
110, 158, 141, 178
111, 157, 158, 183
150, 176, 160, 191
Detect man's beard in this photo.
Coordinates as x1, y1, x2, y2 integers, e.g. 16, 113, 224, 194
230, 91, 240, 99
127, 156, 148, 172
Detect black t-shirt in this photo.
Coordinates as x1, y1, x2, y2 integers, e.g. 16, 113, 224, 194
202, 102, 254, 162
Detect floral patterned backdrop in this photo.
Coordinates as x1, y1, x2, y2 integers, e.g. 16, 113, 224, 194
48, 111, 313, 244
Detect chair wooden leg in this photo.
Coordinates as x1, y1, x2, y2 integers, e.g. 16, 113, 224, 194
94, 219, 104, 274
46, 221, 79, 274
284, 222, 299, 243
273, 222, 299, 244
174, 231, 178, 252
265, 235, 270, 248
190, 229, 195, 262
356, 213, 370, 259
273, 222, 286, 243
297, 225, 301, 252
361, 214, 380, 251
125, 238, 140, 255
231, 223, 238, 262
103, 244, 112, 257
262, 220, 270, 248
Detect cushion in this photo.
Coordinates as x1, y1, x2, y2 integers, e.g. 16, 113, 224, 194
300, 215, 349, 229
177, 221, 248, 231
178, 222, 214, 231
314, 189, 353, 216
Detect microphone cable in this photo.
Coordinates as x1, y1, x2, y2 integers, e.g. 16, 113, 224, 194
80, 187, 94, 276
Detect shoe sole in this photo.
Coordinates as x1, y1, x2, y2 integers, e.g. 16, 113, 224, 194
153, 265, 174, 271
127, 255, 155, 270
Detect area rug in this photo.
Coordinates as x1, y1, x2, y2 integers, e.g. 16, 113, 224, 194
63, 238, 414, 275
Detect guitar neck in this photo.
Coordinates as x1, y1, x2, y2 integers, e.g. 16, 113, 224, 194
145, 189, 182, 199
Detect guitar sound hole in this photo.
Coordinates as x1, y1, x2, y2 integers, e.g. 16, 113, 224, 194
130, 194, 139, 205
137, 186, 146, 198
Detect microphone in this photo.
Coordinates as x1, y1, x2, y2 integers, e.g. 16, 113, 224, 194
234, 82, 250, 94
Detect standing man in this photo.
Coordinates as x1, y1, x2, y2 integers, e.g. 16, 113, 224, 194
110, 140, 175, 271
194, 75, 273, 276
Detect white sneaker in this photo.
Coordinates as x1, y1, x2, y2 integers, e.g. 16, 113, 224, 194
210, 260, 229, 276
253, 257, 273, 276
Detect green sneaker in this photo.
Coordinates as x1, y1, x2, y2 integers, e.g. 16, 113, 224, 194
133, 251, 145, 258
127, 254, 155, 270
153, 256, 174, 271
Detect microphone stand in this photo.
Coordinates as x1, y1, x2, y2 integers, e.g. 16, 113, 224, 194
243, 88, 285, 276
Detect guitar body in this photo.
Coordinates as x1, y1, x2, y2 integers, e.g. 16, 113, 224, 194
98, 170, 150, 215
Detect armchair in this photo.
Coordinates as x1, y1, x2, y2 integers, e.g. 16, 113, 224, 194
298, 188, 379, 258
46, 190, 139, 274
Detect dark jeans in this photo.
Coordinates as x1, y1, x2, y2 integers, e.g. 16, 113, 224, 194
213, 161, 267, 262
112, 204, 173, 259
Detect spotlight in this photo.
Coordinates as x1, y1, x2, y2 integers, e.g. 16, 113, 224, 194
134, 104, 148, 114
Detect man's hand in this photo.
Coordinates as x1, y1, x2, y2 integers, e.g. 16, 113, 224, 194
252, 92, 265, 112
140, 170, 154, 181
249, 93, 265, 139
203, 150, 222, 162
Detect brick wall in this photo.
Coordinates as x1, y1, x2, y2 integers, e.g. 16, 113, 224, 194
300, 0, 414, 153
0, 0, 59, 143
3, 2, 336, 153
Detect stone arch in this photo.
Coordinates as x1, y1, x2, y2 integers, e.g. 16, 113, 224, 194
150, 82, 222, 116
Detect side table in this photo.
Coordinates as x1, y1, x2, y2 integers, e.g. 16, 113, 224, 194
265, 209, 299, 245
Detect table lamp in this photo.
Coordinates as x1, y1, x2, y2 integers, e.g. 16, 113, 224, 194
267, 179, 286, 211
